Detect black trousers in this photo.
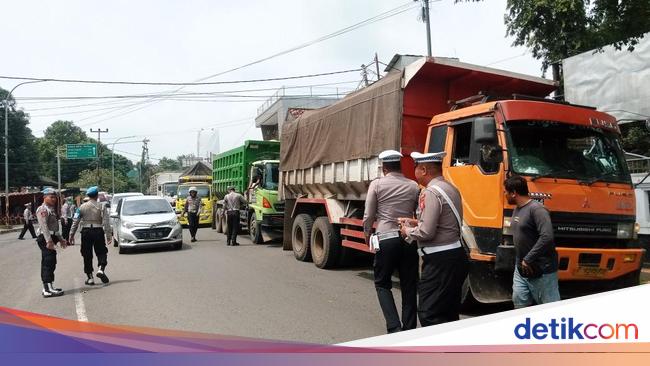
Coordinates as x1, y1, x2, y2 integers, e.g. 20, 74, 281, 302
36, 234, 59, 284
19, 221, 36, 239
373, 237, 419, 333
418, 246, 469, 327
187, 212, 199, 238
80, 228, 108, 275
61, 219, 73, 240
226, 211, 240, 244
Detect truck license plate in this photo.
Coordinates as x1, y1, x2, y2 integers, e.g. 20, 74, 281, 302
575, 266, 607, 278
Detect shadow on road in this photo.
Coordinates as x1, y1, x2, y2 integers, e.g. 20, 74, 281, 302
118, 243, 191, 255
65, 279, 142, 295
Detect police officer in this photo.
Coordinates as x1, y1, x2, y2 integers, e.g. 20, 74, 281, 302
36, 188, 68, 297
60, 197, 74, 241
69, 186, 112, 286
182, 187, 202, 242
18, 203, 37, 240
363, 150, 419, 333
399, 151, 469, 326
223, 186, 247, 246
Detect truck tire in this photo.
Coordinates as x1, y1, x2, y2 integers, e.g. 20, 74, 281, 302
249, 214, 264, 244
292, 214, 313, 261
310, 216, 341, 269
211, 207, 217, 230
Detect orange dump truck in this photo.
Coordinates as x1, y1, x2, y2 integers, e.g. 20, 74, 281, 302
280, 56, 644, 305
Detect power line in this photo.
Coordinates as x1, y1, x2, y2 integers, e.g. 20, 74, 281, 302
27, 2, 418, 128
0, 68, 361, 87
195, 1, 417, 81
17, 80, 359, 105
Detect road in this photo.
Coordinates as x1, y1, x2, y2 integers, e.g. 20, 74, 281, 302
0, 227, 507, 344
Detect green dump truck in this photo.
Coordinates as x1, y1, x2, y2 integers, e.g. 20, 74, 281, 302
212, 140, 283, 243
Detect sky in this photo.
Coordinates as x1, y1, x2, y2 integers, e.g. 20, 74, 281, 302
0, 0, 544, 164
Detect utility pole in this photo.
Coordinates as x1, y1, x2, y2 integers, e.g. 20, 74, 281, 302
361, 64, 369, 87
56, 147, 62, 203
374, 53, 381, 80
417, 0, 432, 57
140, 138, 149, 193
90, 128, 108, 186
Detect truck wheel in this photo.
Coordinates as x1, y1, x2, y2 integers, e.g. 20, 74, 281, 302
211, 207, 217, 230
292, 214, 313, 261
249, 215, 264, 244
310, 216, 341, 269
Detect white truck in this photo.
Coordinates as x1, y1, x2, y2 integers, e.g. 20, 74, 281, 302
149, 172, 182, 206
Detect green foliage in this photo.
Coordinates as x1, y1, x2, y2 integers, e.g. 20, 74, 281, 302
0, 88, 41, 189
70, 168, 131, 193
157, 157, 182, 171
36, 120, 134, 186
621, 125, 650, 157
457, 0, 650, 72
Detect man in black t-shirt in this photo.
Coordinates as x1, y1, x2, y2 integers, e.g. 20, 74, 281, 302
505, 175, 560, 308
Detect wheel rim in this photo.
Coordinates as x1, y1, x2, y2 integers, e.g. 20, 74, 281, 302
312, 228, 324, 261
294, 226, 304, 252
250, 217, 257, 239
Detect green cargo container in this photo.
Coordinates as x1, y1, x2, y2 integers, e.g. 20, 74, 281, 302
212, 140, 280, 198
212, 140, 283, 244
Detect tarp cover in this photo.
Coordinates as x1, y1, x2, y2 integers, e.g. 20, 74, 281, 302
181, 161, 212, 176
564, 32, 650, 121
280, 71, 403, 171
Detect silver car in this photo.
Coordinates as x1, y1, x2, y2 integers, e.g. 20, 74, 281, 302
110, 192, 144, 243
111, 196, 183, 254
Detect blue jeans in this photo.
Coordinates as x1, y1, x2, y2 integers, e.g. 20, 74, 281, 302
512, 266, 561, 308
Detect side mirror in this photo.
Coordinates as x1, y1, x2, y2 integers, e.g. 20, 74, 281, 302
110, 213, 119, 218
473, 117, 497, 144
481, 144, 504, 164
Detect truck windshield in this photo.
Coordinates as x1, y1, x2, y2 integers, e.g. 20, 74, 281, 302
177, 185, 210, 199
163, 183, 178, 196
262, 163, 279, 190
506, 120, 630, 183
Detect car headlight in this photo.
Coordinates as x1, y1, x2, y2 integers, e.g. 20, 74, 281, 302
162, 219, 178, 226
617, 222, 635, 239
122, 221, 135, 229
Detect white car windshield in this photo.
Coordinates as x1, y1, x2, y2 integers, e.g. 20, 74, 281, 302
122, 200, 173, 216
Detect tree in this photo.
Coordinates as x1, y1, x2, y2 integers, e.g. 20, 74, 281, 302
0, 87, 41, 189
70, 168, 131, 193
157, 157, 182, 171
458, 0, 650, 72
36, 120, 134, 188
37, 120, 89, 184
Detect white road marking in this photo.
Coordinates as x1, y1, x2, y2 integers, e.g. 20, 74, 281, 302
73, 278, 88, 322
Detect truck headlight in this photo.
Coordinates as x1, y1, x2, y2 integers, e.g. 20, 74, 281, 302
617, 223, 635, 239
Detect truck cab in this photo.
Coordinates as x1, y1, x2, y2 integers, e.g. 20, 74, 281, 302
246, 160, 283, 243
427, 97, 644, 303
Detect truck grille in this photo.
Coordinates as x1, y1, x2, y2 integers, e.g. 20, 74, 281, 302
132, 228, 172, 240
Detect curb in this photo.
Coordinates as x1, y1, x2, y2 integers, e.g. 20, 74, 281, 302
0, 228, 22, 235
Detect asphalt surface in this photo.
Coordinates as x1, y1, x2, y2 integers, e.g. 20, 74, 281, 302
0, 227, 507, 344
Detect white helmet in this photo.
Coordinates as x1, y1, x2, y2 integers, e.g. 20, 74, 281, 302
189, 186, 197, 192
